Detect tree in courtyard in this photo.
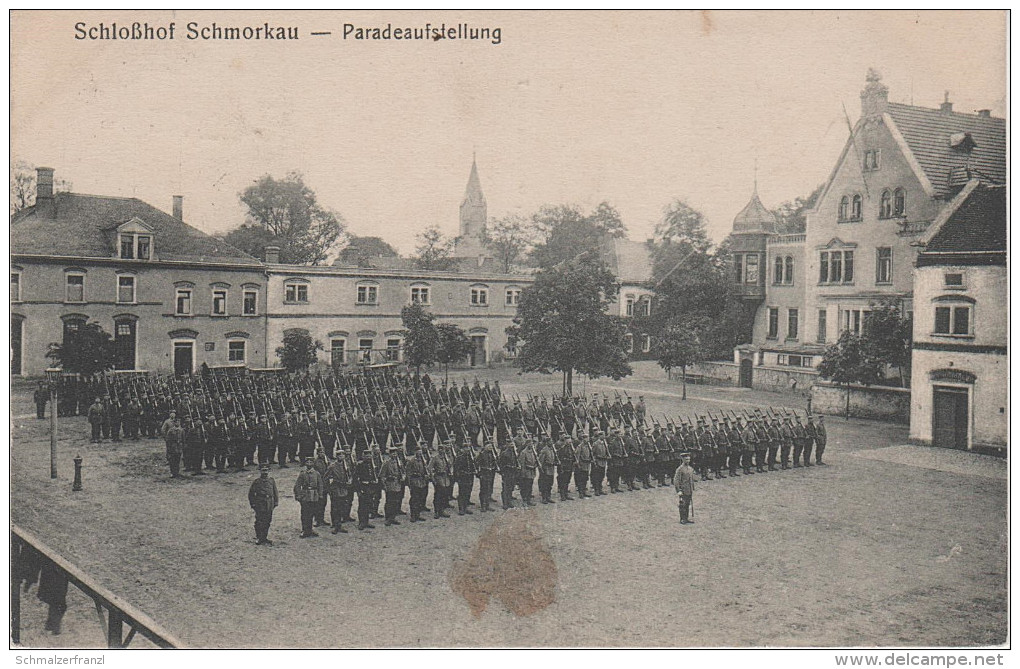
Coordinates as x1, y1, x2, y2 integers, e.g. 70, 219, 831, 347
46, 322, 116, 376
817, 330, 883, 420
401, 304, 439, 377
435, 323, 474, 383
276, 330, 324, 372
655, 316, 709, 400
506, 251, 631, 396
225, 172, 347, 265
861, 300, 913, 387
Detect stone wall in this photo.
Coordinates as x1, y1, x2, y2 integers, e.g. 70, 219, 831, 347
752, 365, 820, 393
811, 381, 910, 423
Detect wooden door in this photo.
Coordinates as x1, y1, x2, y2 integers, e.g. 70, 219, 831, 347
933, 386, 969, 450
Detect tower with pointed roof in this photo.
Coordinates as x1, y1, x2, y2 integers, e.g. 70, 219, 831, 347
454, 156, 488, 259
726, 184, 777, 304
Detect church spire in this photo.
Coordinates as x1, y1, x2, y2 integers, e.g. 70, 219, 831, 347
463, 155, 486, 206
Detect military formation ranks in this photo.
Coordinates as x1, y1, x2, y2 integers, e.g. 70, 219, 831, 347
61, 368, 826, 542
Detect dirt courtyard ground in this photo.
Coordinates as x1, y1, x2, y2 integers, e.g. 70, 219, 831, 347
10, 365, 1007, 648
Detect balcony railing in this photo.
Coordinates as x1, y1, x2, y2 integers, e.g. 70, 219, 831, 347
897, 220, 931, 236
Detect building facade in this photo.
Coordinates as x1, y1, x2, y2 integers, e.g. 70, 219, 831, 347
11, 170, 268, 376
11, 164, 531, 377
909, 182, 1006, 452
265, 264, 530, 368
726, 71, 1005, 392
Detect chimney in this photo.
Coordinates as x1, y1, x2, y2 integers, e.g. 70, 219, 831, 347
977, 109, 991, 118
172, 195, 183, 221
859, 68, 889, 118
264, 246, 280, 264
940, 91, 953, 113
35, 167, 55, 217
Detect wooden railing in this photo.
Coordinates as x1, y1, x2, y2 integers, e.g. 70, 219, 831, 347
11, 525, 185, 649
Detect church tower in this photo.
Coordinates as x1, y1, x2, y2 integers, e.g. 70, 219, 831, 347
455, 156, 488, 258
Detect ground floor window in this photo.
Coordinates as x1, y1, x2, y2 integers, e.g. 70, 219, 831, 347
228, 340, 246, 363
331, 339, 346, 367
386, 338, 401, 362
359, 338, 374, 363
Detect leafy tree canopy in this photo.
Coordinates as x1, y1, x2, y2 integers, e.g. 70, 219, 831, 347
481, 213, 536, 273
770, 183, 824, 234
529, 202, 626, 269
507, 251, 631, 394
400, 304, 439, 375
276, 329, 324, 371
46, 321, 116, 376
412, 225, 457, 271
225, 171, 347, 265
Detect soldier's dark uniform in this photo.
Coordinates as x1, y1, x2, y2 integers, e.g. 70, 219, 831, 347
453, 445, 476, 515
591, 432, 610, 495
813, 417, 827, 465
380, 449, 405, 525
802, 418, 816, 466
428, 448, 451, 519
556, 438, 575, 501
323, 454, 352, 530
275, 415, 295, 467
497, 443, 519, 510
792, 418, 808, 467
248, 467, 279, 545
475, 444, 497, 512
574, 436, 593, 497
640, 430, 657, 488
355, 454, 378, 530
739, 421, 757, 475
517, 443, 538, 506
779, 418, 795, 469
406, 448, 430, 521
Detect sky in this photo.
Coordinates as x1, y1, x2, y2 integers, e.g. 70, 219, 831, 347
11, 10, 1007, 255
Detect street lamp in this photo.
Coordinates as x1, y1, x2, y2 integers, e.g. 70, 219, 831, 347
44, 368, 60, 479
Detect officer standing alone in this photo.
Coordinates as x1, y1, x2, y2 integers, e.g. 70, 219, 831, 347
248, 465, 279, 545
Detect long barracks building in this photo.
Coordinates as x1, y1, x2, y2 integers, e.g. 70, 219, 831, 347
11, 163, 533, 377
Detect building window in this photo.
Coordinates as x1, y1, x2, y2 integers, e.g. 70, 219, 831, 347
817, 309, 827, 344
893, 188, 906, 217
228, 340, 246, 363
879, 190, 892, 218
212, 289, 227, 315
838, 196, 849, 222
876, 248, 892, 284
505, 288, 521, 306
359, 338, 374, 363
640, 297, 651, 316
767, 307, 779, 339
787, 309, 799, 340
734, 254, 744, 284
175, 288, 192, 315
118, 233, 152, 260
624, 334, 634, 353
357, 284, 378, 305
841, 308, 869, 335
243, 290, 258, 315
470, 286, 488, 306
864, 149, 881, 171
944, 273, 964, 288
820, 250, 854, 284
330, 339, 346, 367
773, 256, 784, 285
117, 276, 136, 304
65, 273, 85, 302
285, 282, 309, 303
777, 354, 813, 368
744, 253, 759, 284
625, 294, 635, 317
784, 256, 794, 284
410, 285, 430, 305
851, 194, 862, 221
934, 305, 971, 336
11, 271, 21, 302
641, 335, 651, 353
62, 317, 86, 345
386, 338, 402, 362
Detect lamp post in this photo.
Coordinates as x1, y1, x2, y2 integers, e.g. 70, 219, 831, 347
45, 368, 60, 479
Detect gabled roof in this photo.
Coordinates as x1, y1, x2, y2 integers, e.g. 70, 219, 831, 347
600, 237, 652, 284
918, 182, 1005, 260
11, 192, 259, 265
886, 103, 1005, 197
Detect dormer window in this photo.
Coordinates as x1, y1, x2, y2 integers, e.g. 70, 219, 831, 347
116, 219, 155, 260
863, 149, 881, 171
